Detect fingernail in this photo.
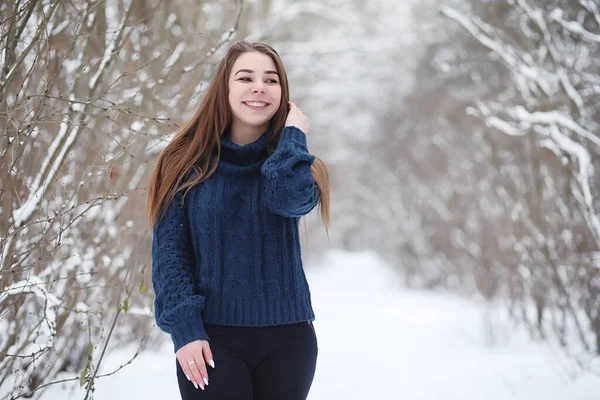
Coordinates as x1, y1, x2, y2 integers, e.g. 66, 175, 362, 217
193, 382, 198, 389
185, 374, 191, 381
200, 383, 205, 390
204, 377, 209, 386
209, 359, 215, 368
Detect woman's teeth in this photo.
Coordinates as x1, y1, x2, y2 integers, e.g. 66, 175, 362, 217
243, 101, 268, 109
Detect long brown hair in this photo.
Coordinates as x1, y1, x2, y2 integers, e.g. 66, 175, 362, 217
146, 40, 330, 236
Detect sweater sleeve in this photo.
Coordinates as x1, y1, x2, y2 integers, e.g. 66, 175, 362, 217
261, 126, 320, 218
151, 189, 209, 353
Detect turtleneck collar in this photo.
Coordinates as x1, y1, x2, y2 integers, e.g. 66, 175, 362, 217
214, 128, 271, 174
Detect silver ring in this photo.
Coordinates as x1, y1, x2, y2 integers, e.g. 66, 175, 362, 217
188, 360, 195, 365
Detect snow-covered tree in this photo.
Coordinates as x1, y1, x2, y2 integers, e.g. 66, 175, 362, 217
0, 1, 250, 397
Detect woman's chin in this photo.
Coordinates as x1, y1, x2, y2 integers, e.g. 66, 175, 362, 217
241, 118, 271, 128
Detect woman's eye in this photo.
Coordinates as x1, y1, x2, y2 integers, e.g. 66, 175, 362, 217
237, 77, 278, 83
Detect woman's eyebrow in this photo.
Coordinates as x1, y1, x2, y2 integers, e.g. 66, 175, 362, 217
234, 69, 279, 76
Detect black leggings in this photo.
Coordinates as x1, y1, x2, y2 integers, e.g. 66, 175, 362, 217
176, 321, 318, 400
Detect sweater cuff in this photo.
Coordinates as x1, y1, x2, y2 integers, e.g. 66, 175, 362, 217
170, 310, 209, 353
280, 126, 308, 149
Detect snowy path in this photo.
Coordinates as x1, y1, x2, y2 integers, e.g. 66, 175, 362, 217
41, 249, 600, 399
308, 250, 599, 399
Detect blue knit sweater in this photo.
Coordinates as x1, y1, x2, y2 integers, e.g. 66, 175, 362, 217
151, 126, 319, 352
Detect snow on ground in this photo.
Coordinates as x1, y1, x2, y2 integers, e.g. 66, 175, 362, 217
41, 249, 600, 399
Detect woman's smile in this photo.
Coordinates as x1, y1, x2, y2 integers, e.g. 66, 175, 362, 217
243, 101, 270, 110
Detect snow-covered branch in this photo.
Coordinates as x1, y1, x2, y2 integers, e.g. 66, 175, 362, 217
0, 276, 61, 356
549, 9, 600, 43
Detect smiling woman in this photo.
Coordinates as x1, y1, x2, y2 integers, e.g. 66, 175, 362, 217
145, 40, 330, 400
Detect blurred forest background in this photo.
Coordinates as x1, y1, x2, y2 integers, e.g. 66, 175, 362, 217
2, 0, 600, 398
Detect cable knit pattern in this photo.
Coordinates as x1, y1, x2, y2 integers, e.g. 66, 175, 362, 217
261, 126, 319, 217
152, 126, 319, 353
151, 189, 209, 352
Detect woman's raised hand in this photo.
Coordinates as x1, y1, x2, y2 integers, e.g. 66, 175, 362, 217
176, 339, 215, 390
285, 101, 311, 134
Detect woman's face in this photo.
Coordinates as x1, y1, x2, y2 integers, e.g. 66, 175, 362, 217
228, 51, 282, 133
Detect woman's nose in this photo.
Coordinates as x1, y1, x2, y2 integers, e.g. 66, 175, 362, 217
251, 86, 266, 94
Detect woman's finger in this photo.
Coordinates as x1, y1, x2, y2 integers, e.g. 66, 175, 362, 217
203, 341, 215, 369
191, 354, 209, 389
178, 354, 200, 390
